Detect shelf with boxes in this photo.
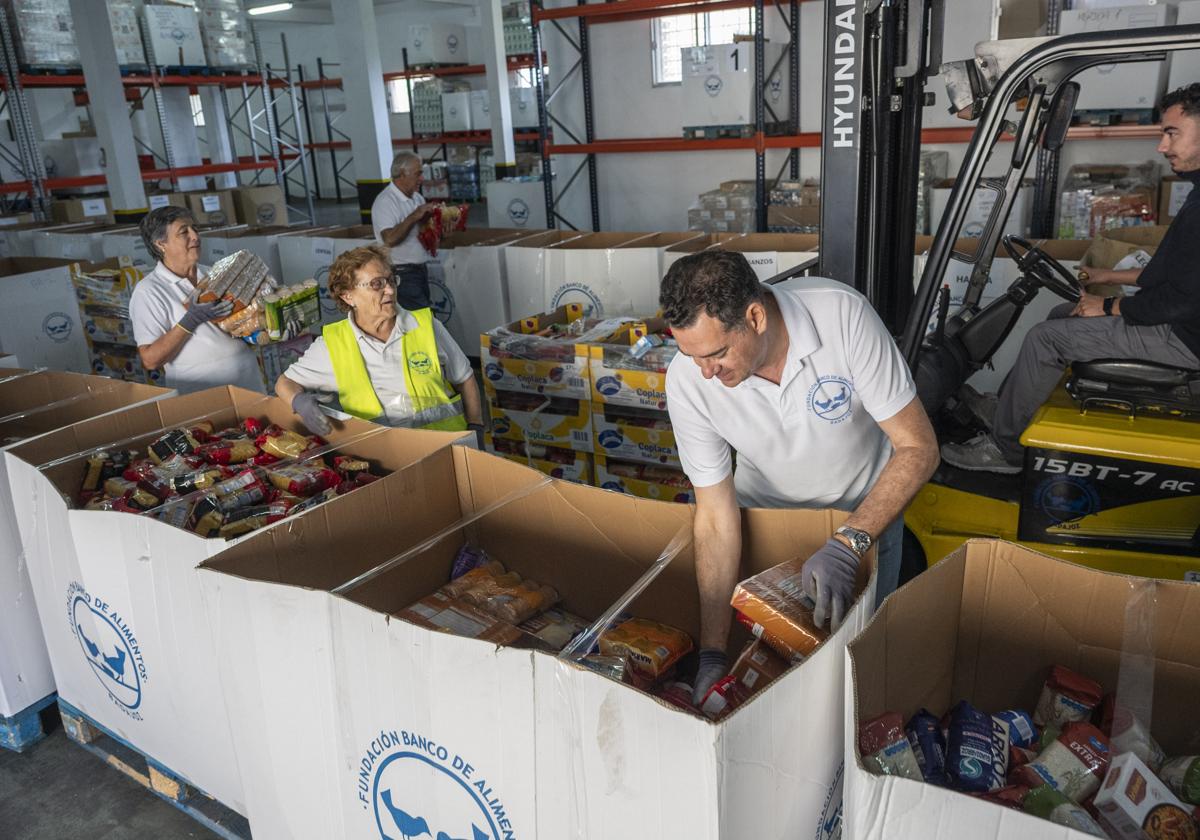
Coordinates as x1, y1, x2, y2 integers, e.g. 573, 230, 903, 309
480, 303, 693, 503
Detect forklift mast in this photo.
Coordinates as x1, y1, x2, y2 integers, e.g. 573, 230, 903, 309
818, 0, 944, 334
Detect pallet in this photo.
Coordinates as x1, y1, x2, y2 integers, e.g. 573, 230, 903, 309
407, 62, 471, 71
119, 64, 151, 76
683, 123, 755, 140
0, 693, 56, 753
57, 699, 252, 840
1072, 108, 1155, 127
18, 64, 81, 75
155, 65, 253, 78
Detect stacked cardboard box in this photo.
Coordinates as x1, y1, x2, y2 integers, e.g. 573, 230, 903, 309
688, 181, 757, 234
197, 0, 253, 69
767, 179, 821, 234
69, 259, 163, 386
1, 0, 145, 69
503, 1, 533, 55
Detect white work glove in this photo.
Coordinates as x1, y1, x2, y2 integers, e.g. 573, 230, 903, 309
691, 648, 729, 706
291, 391, 332, 436
801, 538, 860, 630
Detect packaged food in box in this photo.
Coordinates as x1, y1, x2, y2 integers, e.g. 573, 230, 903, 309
588, 320, 676, 410
487, 390, 593, 453
593, 454, 693, 504
88, 340, 164, 385
730, 555, 837, 663
1094, 752, 1197, 840
591, 404, 679, 467
485, 434, 592, 484
1057, 162, 1159, 239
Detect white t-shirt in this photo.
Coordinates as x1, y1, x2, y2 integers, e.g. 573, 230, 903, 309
666, 277, 916, 511
282, 309, 473, 428
371, 182, 428, 266
130, 261, 265, 395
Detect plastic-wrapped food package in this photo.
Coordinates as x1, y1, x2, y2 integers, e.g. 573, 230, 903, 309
397, 592, 523, 645
1160, 756, 1200, 806
417, 204, 470, 256
1016, 721, 1111, 803
517, 607, 588, 651
1024, 784, 1107, 837
193, 250, 279, 337
906, 709, 949, 786
729, 639, 790, 695
730, 557, 831, 662
859, 712, 923, 780
1057, 162, 1160, 239
1034, 665, 1104, 728
597, 618, 693, 685
946, 700, 1010, 793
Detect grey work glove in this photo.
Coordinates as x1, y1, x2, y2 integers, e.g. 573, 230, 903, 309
291, 391, 332, 436
179, 287, 234, 333
802, 537, 861, 631
279, 317, 305, 343
691, 648, 729, 706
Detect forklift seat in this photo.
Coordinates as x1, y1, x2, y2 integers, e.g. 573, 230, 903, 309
1066, 359, 1200, 417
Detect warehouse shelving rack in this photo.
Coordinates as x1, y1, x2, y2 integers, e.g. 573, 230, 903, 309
0, 8, 314, 223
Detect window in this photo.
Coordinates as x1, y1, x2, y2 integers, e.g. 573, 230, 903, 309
651, 9, 755, 86
189, 93, 205, 127
387, 78, 412, 114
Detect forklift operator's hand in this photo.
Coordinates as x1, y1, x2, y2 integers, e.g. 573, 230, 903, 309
1072, 292, 1109, 318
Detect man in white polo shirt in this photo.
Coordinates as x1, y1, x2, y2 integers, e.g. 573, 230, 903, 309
130, 206, 264, 394
371, 151, 436, 310
661, 251, 939, 703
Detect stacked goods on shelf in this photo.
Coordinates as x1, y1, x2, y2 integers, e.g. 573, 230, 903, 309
441, 88, 473, 132
1, 0, 145, 69
70, 260, 163, 385
588, 319, 693, 503
448, 161, 481, 203
275, 225, 374, 323
143, 3, 206, 68
917, 151, 950, 235
1058, 162, 1159, 240
503, 1, 534, 55
410, 79, 447, 135
407, 22, 468, 66
688, 181, 756, 234
767, 180, 821, 234
680, 41, 788, 130
846, 539, 1200, 840
196, 0, 253, 69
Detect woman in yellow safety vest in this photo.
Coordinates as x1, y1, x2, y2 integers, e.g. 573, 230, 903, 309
275, 245, 483, 438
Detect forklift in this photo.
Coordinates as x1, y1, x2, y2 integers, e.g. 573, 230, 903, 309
800, 2, 1200, 581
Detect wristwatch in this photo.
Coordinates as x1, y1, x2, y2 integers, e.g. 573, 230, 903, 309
1102, 296, 1116, 316
834, 525, 873, 558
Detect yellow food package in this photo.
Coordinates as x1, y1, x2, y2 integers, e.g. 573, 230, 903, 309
598, 618, 693, 682
260, 430, 313, 460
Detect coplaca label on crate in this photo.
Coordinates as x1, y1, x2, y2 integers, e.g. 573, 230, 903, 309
67, 581, 149, 720
357, 728, 516, 840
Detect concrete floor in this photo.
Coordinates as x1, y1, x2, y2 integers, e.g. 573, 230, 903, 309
0, 713, 210, 839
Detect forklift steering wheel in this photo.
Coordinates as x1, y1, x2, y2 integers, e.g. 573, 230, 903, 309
1001, 235, 1083, 303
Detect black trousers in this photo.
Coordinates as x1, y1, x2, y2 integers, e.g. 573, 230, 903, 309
392, 263, 431, 310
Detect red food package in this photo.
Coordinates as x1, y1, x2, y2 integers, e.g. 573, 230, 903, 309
354, 472, 380, 487
971, 785, 1030, 810
242, 417, 264, 437
197, 438, 259, 465
699, 675, 752, 721
250, 451, 279, 466
1033, 665, 1103, 727
859, 712, 923, 780
1017, 721, 1111, 803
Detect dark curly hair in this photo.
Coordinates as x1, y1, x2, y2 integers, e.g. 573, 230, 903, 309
659, 250, 764, 331
1160, 84, 1200, 118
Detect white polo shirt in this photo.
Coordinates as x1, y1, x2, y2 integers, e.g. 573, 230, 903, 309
129, 261, 265, 395
371, 182, 428, 266
666, 277, 916, 511
282, 309, 473, 428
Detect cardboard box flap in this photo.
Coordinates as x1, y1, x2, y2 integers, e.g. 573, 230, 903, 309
507, 230, 588, 249
0, 371, 167, 445
545, 232, 651, 251
0, 256, 75, 276
615, 232, 705, 250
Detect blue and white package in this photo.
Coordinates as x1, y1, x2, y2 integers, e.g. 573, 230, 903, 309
995, 709, 1039, 750
946, 700, 1010, 792
905, 709, 948, 785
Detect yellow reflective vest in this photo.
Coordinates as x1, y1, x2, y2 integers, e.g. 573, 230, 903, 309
323, 308, 467, 432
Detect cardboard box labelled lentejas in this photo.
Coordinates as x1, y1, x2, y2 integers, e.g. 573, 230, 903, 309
275, 225, 374, 323
432, 228, 543, 355
231, 185, 288, 227
0, 370, 170, 722
843, 539, 1200, 840
913, 236, 1090, 393
533, 232, 705, 318
3, 385, 463, 815
0, 256, 95, 374
502, 229, 588, 319
196, 446, 874, 839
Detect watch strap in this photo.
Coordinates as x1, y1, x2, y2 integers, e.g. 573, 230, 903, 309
1103, 296, 1115, 316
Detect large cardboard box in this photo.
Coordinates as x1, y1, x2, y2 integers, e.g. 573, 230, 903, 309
1, 221, 96, 260
231, 185, 288, 227
0, 257, 91, 373
441, 91, 473, 132
1158, 176, 1193, 225
660, 233, 744, 276
52, 197, 114, 225
4, 386, 461, 814
930, 179, 1033, 240
434, 228, 540, 353
408, 22, 468, 65
184, 189, 237, 226
1059, 5, 1175, 111
143, 4, 206, 66
502, 229, 587, 318
100, 227, 155, 271
146, 192, 188, 213
276, 225, 374, 323
0, 371, 169, 721
1169, 1, 1200, 92
487, 179, 551, 230
197, 445, 875, 839
681, 42, 789, 126
713, 233, 821, 281
201, 225, 295, 281
844, 539, 1200, 840
35, 223, 136, 262
488, 392, 593, 453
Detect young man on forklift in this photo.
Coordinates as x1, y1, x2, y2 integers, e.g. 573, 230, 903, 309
942, 84, 1200, 474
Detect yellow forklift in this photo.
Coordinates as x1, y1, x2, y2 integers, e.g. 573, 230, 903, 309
798, 7, 1200, 581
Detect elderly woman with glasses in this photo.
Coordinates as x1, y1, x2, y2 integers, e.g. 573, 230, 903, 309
275, 244, 482, 437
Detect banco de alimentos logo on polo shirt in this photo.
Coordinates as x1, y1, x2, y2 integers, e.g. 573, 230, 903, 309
807, 375, 854, 424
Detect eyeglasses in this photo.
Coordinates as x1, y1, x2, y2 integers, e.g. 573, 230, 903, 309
354, 276, 394, 292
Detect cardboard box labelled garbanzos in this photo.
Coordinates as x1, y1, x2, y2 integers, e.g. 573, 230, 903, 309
197, 445, 876, 839
0, 371, 169, 723
844, 539, 1200, 840
4, 386, 462, 816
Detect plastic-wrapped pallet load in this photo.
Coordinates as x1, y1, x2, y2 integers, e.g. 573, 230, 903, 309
1057, 162, 1160, 240
143, 3, 206, 67
0, 371, 169, 751
4, 386, 462, 813
196, 0, 253, 69
408, 22, 467, 65
844, 539, 1200, 840
197, 444, 876, 839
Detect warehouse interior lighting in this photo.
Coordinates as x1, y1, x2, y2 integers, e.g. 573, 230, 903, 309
247, 2, 293, 15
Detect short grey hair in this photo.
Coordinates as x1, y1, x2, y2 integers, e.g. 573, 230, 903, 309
390, 151, 421, 180
140, 206, 197, 261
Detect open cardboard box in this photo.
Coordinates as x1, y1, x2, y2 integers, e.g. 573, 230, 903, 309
844, 539, 1200, 840
0, 371, 170, 721
661, 232, 752, 276
502, 230, 589, 319
198, 444, 875, 839
201, 224, 298, 282
4, 385, 462, 814
274, 225, 375, 322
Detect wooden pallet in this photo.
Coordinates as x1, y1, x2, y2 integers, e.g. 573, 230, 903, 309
58, 699, 252, 840
0, 693, 56, 753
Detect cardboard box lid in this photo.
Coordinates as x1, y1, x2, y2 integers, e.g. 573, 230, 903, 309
440, 228, 540, 248
849, 539, 1200, 754
0, 370, 168, 445
209, 225, 297, 239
